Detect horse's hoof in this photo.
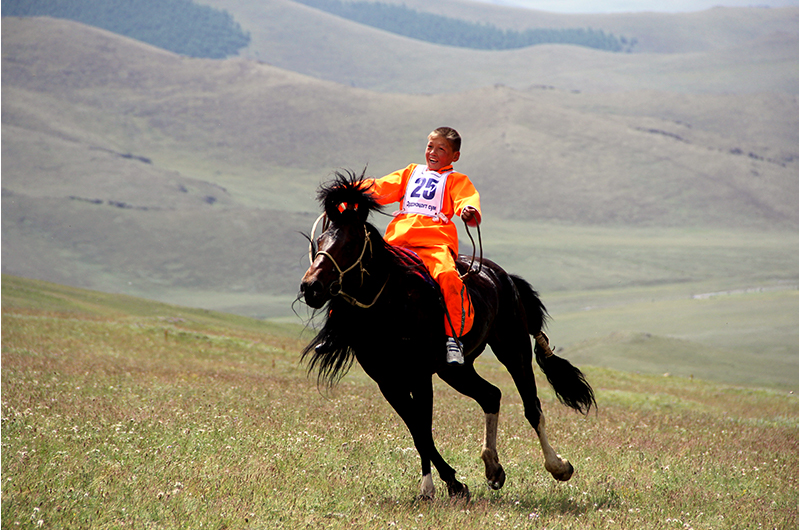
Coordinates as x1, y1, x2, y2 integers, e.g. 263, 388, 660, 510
447, 482, 470, 502
551, 461, 574, 482
418, 473, 435, 500
486, 465, 506, 490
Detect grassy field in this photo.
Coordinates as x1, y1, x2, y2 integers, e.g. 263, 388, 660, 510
478, 222, 799, 391
2, 276, 797, 529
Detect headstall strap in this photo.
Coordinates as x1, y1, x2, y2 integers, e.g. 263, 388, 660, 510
307, 218, 387, 309
308, 213, 329, 265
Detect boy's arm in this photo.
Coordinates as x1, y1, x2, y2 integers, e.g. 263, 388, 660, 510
365, 164, 414, 206
451, 174, 482, 226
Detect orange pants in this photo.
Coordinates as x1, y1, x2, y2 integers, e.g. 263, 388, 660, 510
412, 245, 474, 338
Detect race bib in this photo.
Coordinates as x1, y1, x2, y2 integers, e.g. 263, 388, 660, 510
400, 166, 452, 220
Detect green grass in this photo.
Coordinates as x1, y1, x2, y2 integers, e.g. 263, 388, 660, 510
2, 276, 797, 529
0, 275, 301, 339
477, 223, 799, 391
544, 285, 798, 390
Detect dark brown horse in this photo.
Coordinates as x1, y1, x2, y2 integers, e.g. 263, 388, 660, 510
299, 170, 595, 500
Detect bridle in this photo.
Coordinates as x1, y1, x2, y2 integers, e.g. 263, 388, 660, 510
308, 213, 388, 309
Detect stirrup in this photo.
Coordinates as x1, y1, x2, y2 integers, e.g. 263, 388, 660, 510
446, 337, 464, 365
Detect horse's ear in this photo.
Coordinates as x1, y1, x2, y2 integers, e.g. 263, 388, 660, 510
351, 201, 371, 224
324, 198, 344, 222
328, 201, 369, 224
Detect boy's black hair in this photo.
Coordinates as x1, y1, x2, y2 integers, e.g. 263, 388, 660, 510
431, 126, 461, 153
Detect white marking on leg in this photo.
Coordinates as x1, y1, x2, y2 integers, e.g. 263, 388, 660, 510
481, 413, 505, 489
420, 473, 435, 499
536, 412, 574, 481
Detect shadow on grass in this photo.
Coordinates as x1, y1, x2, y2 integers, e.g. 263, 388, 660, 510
380, 481, 622, 517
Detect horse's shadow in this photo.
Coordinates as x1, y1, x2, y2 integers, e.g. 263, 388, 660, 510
395, 485, 621, 518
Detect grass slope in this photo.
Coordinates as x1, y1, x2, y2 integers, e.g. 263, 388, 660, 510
479, 222, 798, 391
2, 275, 797, 529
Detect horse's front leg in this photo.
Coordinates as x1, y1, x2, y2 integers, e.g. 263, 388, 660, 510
418, 382, 471, 501
379, 381, 469, 501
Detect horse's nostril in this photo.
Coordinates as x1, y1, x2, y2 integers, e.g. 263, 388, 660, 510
302, 280, 323, 298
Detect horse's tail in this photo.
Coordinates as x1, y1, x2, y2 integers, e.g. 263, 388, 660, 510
511, 275, 596, 415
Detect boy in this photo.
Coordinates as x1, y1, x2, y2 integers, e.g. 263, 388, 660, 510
368, 127, 481, 364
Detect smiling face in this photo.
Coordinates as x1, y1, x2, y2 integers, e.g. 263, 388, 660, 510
425, 133, 460, 172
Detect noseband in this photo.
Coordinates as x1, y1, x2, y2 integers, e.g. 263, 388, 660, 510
308, 213, 388, 309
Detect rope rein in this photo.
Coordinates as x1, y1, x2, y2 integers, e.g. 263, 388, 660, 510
459, 219, 483, 280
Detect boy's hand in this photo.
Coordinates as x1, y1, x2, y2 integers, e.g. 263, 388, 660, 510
461, 206, 480, 226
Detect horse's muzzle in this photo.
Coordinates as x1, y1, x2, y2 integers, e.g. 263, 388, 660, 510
300, 278, 327, 309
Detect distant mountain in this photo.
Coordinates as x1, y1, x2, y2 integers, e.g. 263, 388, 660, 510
1, 0, 250, 59
291, 0, 633, 52
194, 0, 798, 93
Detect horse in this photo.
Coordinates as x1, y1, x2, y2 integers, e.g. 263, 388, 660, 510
299, 169, 595, 501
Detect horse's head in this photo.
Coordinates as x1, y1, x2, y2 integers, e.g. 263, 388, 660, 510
300, 170, 382, 308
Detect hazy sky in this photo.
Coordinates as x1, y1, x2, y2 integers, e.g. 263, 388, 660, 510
478, 0, 798, 13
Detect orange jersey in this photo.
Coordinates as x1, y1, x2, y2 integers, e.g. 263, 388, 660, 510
368, 164, 481, 254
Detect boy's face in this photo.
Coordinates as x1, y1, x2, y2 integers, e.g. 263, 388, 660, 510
425, 134, 460, 172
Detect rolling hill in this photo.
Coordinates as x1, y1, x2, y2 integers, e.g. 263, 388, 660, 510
1, 9, 797, 330
197, 0, 798, 93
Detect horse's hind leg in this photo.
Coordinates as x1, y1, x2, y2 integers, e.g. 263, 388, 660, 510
438, 364, 506, 490
527, 393, 574, 481
492, 333, 574, 482
481, 410, 505, 489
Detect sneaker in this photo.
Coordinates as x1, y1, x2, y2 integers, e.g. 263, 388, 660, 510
445, 337, 464, 365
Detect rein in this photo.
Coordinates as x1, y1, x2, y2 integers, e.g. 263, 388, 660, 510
459, 219, 484, 280
308, 213, 389, 309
